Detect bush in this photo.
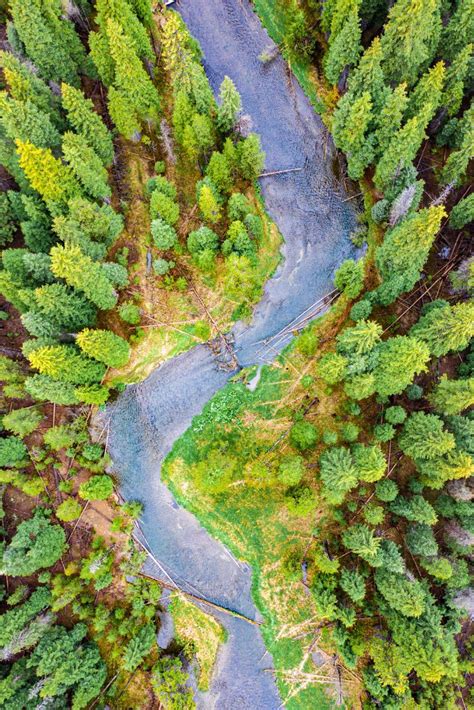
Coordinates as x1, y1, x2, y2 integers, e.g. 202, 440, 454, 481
318, 352, 348, 384
350, 299, 372, 321
79, 474, 114, 501
373, 423, 395, 442
290, 420, 319, 451
56, 498, 82, 521
364, 503, 385, 526
295, 329, 319, 357
151, 218, 178, 250
119, 301, 140, 325
277, 455, 304, 486
187, 226, 219, 255
227, 192, 252, 221
0, 436, 28, 467
384, 405, 406, 425
341, 423, 360, 442
153, 258, 174, 276
150, 190, 179, 225
334, 259, 364, 299
375, 479, 398, 502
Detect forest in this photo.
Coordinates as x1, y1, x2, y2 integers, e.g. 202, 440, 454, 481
0, 0, 472, 708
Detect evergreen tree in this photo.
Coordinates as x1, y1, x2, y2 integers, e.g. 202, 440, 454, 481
107, 85, 142, 140
187, 226, 219, 255
449, 194, 474, 230
9, 0, 88, 86
342, 523, 381, 562
50, 244, 118, 310
172, 90, 194, 145
337, 319, 382, 356
319, 446, 359, 504
373, 83, 408, 157
198, 184, 222, 223
406, 522, 438, 556
380, 0, 441, 85
150, 219, 178, 250
61, 83, 114, 166
399, 411, 455, 460
374, 570, 426, 617
2, 407, 43, 438
217, 76, 241, 132
0, 93, 61, 149
150, 191, 179, 225
440, 0, 474, 61
25, 374, 80, 405
0, 508, 66, 577
439, 103, 474, 185
107, 19, 160, 122
76, 328, 130, 368
16, 139, 80, 204
346, 37, 386, 111
324, 8, 363, 85
206, 152, 233, 193
405, 61, 445, 121
410, 300, 474, 356
95, 0, 153, 60
429, 375, 474, 415
62, 132, 111, 200
372, 335, 430, 396
0, 587, 52, 658
123, 623, 156, 672
79, 475, 114, 500
390, 494, 438, 524
353, 444, 386, 482
442, 44, 472, 117
374, 115, 427, 189
32, 282, 97, 333
28, 343, 106, 385
375, 206, 445, 288
237, 134, 265, 181
332, 92, 374, 179
0, 193, 15, 246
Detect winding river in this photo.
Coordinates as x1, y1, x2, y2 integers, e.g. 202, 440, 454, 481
105, 2, 358, 707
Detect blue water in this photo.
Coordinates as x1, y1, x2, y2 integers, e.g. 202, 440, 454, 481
105, 2, 358, 707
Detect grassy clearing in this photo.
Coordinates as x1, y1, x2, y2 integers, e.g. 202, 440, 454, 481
162, 309, 363, 708
169, 593, 226, 691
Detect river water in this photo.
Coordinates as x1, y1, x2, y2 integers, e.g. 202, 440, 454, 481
105, 1, 357, 707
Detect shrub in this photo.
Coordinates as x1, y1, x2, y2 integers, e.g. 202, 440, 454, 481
341, 423, 360, 442
290, 420, 319, 451
0, 436, 28, 467
364, 503, 385, 525
375, 479, 398, 502
384, 405, 407, 425
119, 301, 140, 325
79, 475, 114, 500
295, 329, 319, 357
277, 455, 305, 486
150, 191, 179, 225
0, 508, 66, 576
373, 423, 395, 442
187, 226, 219, 255
153, 258, 174, 276
334, 259, 364, 299
56, 498, 82, 522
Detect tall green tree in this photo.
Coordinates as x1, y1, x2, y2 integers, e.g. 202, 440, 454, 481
28, 343, 106, 385
429, 375, 474, 415
380, 0, 442, 85
324, 8, 362, 85
399, 411, 456, 460
411, 300, 474, 356
50, 244, 118, 310
373, 83, 408, 157
442, 44, 473, 117
332, 92, 374, 178
61, 83, 114, 166
439, 102, 474, 185
76, 328, 130, 368
16, 139, 80, 204
0, 93, 61, 149
62, 132, 111, 200
372, 335, 430, 396
440, 0, 474, 60
217, 76, 241, 132
373, 114, 427, 189
405, 61, 445, 121
0, 508, 66, 577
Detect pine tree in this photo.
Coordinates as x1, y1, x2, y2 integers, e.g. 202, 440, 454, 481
405, 61, 445, 121
324, 10, 362, 85
95, 0, 153, 60
61, 83, 114, 166
89, 29, 116, 86
28, 343, 106, 385
346, 37, 386, 111
0, 508, 66, 577
372, 335, 430, 396
0, 51, 62, 128
237, 134, 265, 181
410, 300, 474, 356
15, 139, 80, 204
33, 282, 97, 333
332, 92, 374, 178
161, 11, 196, 90
429, 375, 474, 415
442, 44, 473, 117
319, 446, 359, 504
439, 102, 474, 185
76, 328, 130, 368
62, 132, 111, 200
25, 374, 80, 405
50, 244, 118, 310
198, 184, 222, 223
375, 206, 445, 287
374, 115, 427, 189
107, 18, 160, 121
217, 76, 242, 133
440, 0, 474, 61
336, 320, 382, 355
0, 94, 61, 149
380, 0, 442, 85
9, 0, 87, 86
449, 193, 474, 229
373, 83, 408, 157
107, 86, 141, 140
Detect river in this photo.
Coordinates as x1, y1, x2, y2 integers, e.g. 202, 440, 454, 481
105, 1, 358, 707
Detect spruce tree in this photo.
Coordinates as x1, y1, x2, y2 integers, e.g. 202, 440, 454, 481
372, 335, 430, 396
439, 103, 474, 185
107, 86, 142, 140
33, 282, 97, 333
9, 0, 87, 86
217, 76, 242, 133
62, 132, 111, 200
107, 19, 160, 122
28, 343, 106, 385
405, 61, 445, 122
399, 411, 456, 460
332, 92, 374, 179
380, 0, 442, 85
442, 44, 472, 117
373, 83, 408, 157
237, 134, 265, 181
429, 375, 474, 415
411, 300, 474, 356
440, 0, 474, 61
198, 184, 222, 223
346, 37, 386, 111
0, 508, 66, 577
25, 374, 80, 405
449, 193, 474, 229
374, 115, 427, 189
95, 0, 153, 61
16, 139, 80, 204
0, 94, 61, 149
61, 83, 114, 166
319, 446, 359, 504
50, 244, 118, 310
76, 328, 130, 368
336, 319, 382, 356
324, 10, 362, 85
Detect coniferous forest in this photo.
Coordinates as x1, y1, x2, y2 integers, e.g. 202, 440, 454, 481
0, 0, 472, 708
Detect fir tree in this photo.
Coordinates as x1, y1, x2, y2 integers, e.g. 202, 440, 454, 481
24, 374, 80, 405
76, 328, 130, 368
399, 411, 456, 460
373, 83, 408, 157
440, 0, 474, 61
198, 184, 222, 223
16, 139, 80, 204
62, 132, 111, 200
2, 407, 43, 438
374, 570, 426, 617
9, 0, 87, 86
237, 134, 265, 181
0, 508, 66, 577
439, 103, 474, 185
405, 61, 445, 121
107, 18, 160, 121
217, 76, 242, 133
374, 115, 427, 189
319, 446, 359, 504
449, 193, 474, 229
442, 44, 473, 117
372, 335, 430, 396
411, 300, 474, 356
32, 282, 97, 333
61, 83, 114, 166
95, 0, 153, 60
28, 343, 106, 385
337, 319, 382, 356
353, 444, 386, 482
0, 94, 61, 149
107, 86, 141, 140
380, 0, 442, 85
346, 37, 386, 111
50, 244, 118, 310
150, 219, 178, 250
429, 375, 474, 415
206, 152, 233, 193
332, 92, 374, 179
324, 8, 362, 85
150, 191, 179, 225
